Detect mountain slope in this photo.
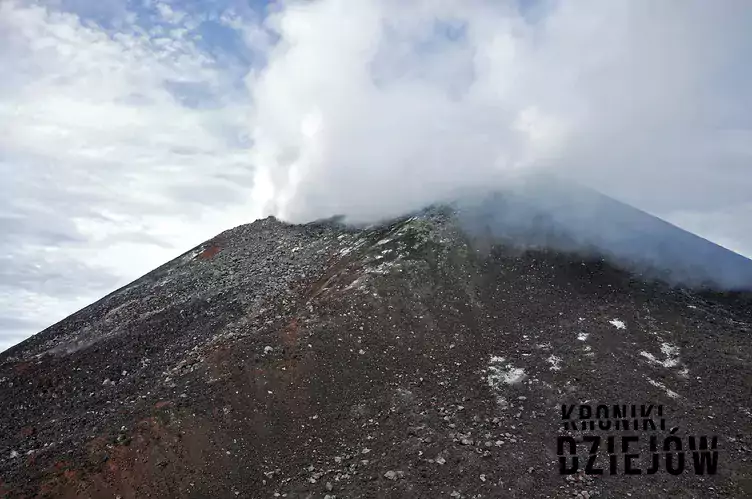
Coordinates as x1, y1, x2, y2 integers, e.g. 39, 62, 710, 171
453, 176, 752, 290
1, 208, 751, 498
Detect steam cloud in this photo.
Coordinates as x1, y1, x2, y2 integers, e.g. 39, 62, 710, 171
247, 0, 752, 230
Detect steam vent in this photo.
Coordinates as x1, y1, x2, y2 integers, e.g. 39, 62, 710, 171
2, 188, 752, 498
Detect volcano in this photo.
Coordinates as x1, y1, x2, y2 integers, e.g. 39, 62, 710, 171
1, 187, 751, 498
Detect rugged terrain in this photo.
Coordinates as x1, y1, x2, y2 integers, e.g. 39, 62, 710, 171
1, 205, 751, 498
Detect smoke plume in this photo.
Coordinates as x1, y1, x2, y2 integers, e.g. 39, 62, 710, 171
247, 0, 752, 233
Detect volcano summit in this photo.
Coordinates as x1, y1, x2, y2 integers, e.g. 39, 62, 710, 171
1, 190, 751, 498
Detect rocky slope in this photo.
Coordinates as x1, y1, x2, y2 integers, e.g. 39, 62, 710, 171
1, 207, 751, 498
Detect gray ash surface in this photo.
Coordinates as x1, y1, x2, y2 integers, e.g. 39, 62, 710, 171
1, 211, 751, 498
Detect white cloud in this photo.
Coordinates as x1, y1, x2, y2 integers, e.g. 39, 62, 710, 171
247, 0, 752, 238
156, 1, 186, 24
1, 0, 257, 348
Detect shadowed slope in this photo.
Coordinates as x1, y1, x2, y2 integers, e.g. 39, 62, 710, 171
454, 176, 752, 290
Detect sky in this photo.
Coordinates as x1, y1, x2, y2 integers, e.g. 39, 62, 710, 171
2, 0, 751, 352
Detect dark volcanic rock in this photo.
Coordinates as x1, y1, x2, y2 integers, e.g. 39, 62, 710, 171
1, 210, 751, 498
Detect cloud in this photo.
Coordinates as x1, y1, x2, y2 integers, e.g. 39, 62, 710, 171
247, 0, 752, 251
0, 0, 257, 348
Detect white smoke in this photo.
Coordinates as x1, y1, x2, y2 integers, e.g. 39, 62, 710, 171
246, 0, 752, 229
